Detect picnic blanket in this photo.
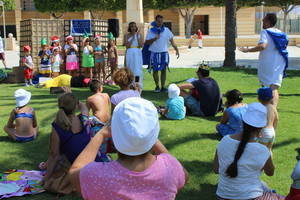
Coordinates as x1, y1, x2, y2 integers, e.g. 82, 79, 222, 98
0, 169, 45, 199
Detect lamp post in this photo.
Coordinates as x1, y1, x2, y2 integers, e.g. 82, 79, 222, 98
0, 1, 5, 47
261, 1, 265, 32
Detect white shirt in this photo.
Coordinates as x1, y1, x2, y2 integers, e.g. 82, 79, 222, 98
216, 135, 270, 199
0, 37, 4, 53
146, 27, 174, 53
258, 28, 286, 87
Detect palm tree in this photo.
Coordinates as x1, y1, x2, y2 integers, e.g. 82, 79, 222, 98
223, 0, 237, 68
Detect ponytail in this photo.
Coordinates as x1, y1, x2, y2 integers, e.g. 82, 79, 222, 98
226, 122, 257, 178
55, 108, 72, 131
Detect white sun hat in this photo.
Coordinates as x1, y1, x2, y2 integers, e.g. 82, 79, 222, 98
112, 97, 160, 156
242, 102, 267, 128
14, 89, 31, 107
168, 83, 180, 99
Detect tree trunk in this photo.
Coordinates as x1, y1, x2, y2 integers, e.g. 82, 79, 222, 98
283, 11, 287, 33
179, 8, 197, 39
223, 0, 237, 68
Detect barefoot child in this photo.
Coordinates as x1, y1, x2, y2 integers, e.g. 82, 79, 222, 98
38, 38, 51, 77
22, 45, 34, 86
87, 79, 111, 126
87, 80, 112, 160
107, 39, 118, 84
4, 89, 38, 142
94, 35, 106, 81
82, 37, 94, 79
257, 87, 278, 149
50, 47, 62, 77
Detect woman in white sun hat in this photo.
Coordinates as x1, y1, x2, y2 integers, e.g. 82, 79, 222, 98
4, 89, 38, 142
213, 102, 284, 200
69, 97, 189, 200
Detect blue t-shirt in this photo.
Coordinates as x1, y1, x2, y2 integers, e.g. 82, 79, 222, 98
166, 96, 186, 120
38, 50, 51, 65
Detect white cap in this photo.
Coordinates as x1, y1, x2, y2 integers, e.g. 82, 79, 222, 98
112, 97, 159, 156
15, 89, 31, 107
242, 102, 267, 128
168, 83, 180, 99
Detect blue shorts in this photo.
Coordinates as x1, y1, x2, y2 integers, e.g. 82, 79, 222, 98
150, 52, 169, 72
15, 135, 35, 142
184, 95, 204, 116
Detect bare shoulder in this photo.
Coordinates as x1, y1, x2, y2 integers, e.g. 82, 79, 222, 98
102, 93, 110, 100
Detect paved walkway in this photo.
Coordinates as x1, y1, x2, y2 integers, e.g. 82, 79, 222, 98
2, 46, 300, 70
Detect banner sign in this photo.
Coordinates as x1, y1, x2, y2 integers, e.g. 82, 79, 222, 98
71, 20, 92, 36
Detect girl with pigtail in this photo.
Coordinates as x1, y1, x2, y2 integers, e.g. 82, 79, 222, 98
213, 102, 285, 200
39, 92, 104, 194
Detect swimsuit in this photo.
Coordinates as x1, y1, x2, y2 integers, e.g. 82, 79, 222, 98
13, 109, 35, 142
94, 46, 105, 63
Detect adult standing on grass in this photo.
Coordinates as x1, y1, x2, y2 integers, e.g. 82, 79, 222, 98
239, 13, 288, 108
145, 15, 180, 93
213, 103, 285, 200
124, 22, 144, 88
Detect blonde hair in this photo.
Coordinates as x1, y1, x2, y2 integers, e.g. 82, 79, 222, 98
55, 93, 78, 131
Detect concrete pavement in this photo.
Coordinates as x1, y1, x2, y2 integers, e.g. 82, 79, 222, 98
1, 46, 300, 70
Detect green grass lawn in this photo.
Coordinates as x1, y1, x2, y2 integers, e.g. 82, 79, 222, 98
0, 68, 300, 200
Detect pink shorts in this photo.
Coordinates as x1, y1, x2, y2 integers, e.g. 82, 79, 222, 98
66, 62, 79, 71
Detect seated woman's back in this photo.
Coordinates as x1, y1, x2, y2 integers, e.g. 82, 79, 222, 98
52, 114, 100, 163
80, 153, 185, 200
217, 135, 270, 199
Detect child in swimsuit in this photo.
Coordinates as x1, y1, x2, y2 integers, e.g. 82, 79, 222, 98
94, 35, 106, 82
257, 87, 278, 149
107, 39, 118, 84
4, 89, 38, 142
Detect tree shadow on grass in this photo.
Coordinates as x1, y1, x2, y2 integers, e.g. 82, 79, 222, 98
273, 138, 300, 150
177, 160, 217, 200
0, 136, 12, 142
160, 132, 220, 150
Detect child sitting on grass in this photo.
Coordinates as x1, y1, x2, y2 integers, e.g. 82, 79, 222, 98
86, 79, 111, 126
4, 89, 38, 142
111, 68, 140, 110
216, 89, 248, 136
39, 92, 105, 194
160, 84, 186, 120
257, 87, 278, 149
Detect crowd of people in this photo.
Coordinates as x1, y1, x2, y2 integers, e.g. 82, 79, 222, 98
2, 12, 299, 200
